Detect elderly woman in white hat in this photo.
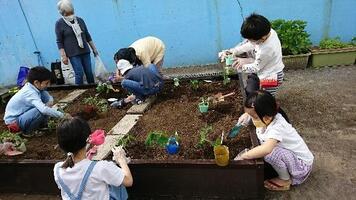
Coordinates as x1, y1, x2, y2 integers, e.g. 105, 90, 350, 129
55, 0, 98, 85
110, 59, 163, 108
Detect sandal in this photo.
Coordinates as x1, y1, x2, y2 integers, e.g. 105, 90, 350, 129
264, 179, 291, 191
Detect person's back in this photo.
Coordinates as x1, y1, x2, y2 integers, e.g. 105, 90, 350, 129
130, 36, 165, 67
54, 159, 126, 200
54, 117, 133, 199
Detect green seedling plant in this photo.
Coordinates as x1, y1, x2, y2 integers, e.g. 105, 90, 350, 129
8, 87, 20, 96
47, 118, 59, 130
96, 82, 111, 94
0, 131, 27, 148
117, 134, 135, 149
83, 96, 108, 113
196, 126, 222, 148
190, 79, 200, 90
199, 97, 209, 106
173, 78, 180, 87
145, 131, 169, 147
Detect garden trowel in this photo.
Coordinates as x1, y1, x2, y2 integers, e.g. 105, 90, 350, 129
209, 92, 235, 104
227, 124, 243, 139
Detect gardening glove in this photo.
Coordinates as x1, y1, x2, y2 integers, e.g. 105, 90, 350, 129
0, 142, 23, 156
218, 50, 232, 62
112, 146, 131, 164
237, 113, 251, 126
234, 148, 249, 160
89, 129, 105, 145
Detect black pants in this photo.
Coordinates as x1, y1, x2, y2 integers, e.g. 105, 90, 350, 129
245, 73, 260, 97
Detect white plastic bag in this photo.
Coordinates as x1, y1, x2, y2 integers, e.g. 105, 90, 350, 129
61, 60, 76, 85
95, 56, 109, 83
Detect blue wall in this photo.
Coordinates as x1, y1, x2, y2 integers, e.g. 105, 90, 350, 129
0, 0, 355, 86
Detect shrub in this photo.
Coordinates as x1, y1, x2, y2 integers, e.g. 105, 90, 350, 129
271, 19, 312, 55
319, 37, 354, 49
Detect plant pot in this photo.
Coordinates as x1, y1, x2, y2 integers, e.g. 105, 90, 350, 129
198, 103, 209, 113
282, 53, 311, 70
310, 47, 356, 68
166, 138, 179, 155
213, 145, 229, 166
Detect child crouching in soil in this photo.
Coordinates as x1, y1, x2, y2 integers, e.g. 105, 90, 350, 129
54, 117, 133, 199
235, 90, 313, 191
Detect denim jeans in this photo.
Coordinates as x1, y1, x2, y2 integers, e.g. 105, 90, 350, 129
69, 53, 95, 84
17, 91, 49, 135
122, 65, 163, 100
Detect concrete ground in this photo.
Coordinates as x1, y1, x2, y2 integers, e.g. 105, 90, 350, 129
0, 65, 355, 200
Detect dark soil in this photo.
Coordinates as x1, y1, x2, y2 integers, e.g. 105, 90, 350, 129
0, 86, 129, 160
126, 79, 252, 160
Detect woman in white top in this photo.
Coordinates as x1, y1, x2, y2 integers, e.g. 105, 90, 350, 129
53, 117, 133, 199
235, 90, 313, 191
219, 13, 284, 96
114, 36, 165, 72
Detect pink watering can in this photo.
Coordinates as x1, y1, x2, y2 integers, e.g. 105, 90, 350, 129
89, 129, 105, 146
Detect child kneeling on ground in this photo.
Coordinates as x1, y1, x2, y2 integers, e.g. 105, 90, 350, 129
219, 13, 284, 96
4, 66, 70, 137
110, 57, 163, 108
53, 117, 133, 199
235, 90, 313, 191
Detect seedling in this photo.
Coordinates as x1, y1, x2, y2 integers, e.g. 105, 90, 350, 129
173, 78, 180, 87
117, 134, 135, 149
47, 118, 59, 130
190, 79, 200, 90
145, 131, 169, 147
197, 126, 223, 148
198, 97, 209, 113
8, 87, 20, 96
223, 68, 231, 85
96, 82, 111, 94
0, 131, 27, 148
83, 96, 108, 113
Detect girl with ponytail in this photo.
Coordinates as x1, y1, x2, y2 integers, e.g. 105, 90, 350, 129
235, 90, 314, 191
54, 117, 133, 199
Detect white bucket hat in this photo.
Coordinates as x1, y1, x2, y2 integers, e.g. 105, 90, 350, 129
116, 59, 133, 75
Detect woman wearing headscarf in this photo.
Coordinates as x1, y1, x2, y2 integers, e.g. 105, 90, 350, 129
55, 0, 98, 85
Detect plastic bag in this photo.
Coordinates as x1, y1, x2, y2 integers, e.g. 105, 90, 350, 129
16, 66, 29, 87
61, 60, 75, 85
95, 56, 109, 83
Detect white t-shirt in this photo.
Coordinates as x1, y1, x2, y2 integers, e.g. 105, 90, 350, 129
53, 159, 124, 200
257, 113, 314, 165
238, 29, 285, 80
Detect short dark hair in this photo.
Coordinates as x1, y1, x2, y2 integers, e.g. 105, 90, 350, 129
57, 117, 91, 155
114, 47, 143, 66
27, 66, 51, 84
240, 13, 271, 40
244, 90, 290, 124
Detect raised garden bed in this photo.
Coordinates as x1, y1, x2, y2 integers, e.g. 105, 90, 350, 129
0, 78, 264, 199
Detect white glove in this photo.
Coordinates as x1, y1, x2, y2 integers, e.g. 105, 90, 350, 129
112, 146, 131, 164
218, 50, 232, 63
237, 113, 251, 126
234, 148, 249, 160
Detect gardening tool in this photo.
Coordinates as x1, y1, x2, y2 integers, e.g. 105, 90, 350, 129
166, 134, 179, 155
227, 124, 243, 139
209, 92, 235, 104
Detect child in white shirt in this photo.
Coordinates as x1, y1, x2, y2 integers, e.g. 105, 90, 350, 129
235, 90, 313, 191
53, 117, 133, 199
219, 13, 285, 96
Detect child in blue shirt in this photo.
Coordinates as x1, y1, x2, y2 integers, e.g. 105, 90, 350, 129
4, 66, 69, 137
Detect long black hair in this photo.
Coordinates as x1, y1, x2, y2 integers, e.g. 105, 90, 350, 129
113, 47, 143, 66
57, 117, 91, 168
245, 90, 290, 124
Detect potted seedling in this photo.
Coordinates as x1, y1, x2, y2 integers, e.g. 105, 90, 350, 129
198, 97, 209, 113
166, 132, 179, 155
310, 37, 356, 68
213, 132, 229, 167
271, 19, 312, 69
